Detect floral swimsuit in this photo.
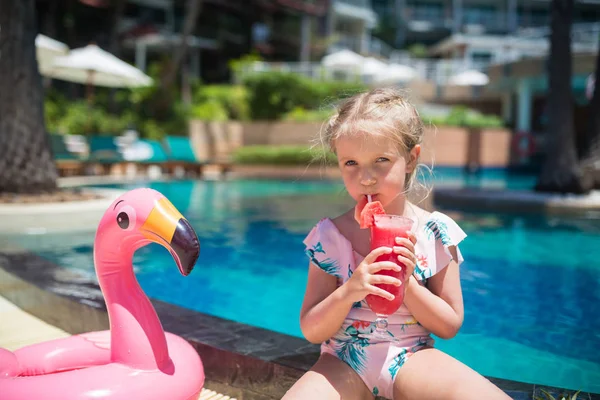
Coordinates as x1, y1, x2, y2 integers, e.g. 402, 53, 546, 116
303, 212, 467, 399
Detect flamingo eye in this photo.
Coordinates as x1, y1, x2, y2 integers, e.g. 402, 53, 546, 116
115, 205, 136, 231
117, 212, 129, 229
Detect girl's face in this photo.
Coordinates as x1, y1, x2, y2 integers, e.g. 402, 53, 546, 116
335, 134, 420, 214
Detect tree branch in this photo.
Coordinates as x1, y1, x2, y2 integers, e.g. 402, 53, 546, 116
161, 0, 202, 90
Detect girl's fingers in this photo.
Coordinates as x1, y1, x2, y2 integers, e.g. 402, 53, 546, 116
367, 284, 395, 301
371, 274, 402, 286
364, 246, 393, 264
396, 255, 415, 270
393, 246, 417, 263
369, 261, 402, 273
407, 231, 417, 245
394, 237, 415, 253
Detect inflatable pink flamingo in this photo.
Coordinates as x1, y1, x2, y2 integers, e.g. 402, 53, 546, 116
0, 188, 204, 399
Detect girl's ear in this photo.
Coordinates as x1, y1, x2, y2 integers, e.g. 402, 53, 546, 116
406, 145, 421, 173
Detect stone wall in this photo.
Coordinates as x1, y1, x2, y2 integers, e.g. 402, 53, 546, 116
189, 120, 514, 169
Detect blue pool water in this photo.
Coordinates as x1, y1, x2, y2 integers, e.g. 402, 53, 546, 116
5, 173, 600, 393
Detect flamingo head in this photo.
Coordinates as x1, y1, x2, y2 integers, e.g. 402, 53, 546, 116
96, 188, 199, 276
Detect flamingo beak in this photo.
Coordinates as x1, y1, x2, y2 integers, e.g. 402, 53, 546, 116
140, 198, 200, 276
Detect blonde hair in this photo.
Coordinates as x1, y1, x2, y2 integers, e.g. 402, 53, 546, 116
317, 87, 430, 199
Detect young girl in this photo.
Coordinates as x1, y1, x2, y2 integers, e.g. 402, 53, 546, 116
283, 88, 510, 400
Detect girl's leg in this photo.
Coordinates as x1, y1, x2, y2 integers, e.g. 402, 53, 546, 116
393, 348, 510, 400
283, 353, 374, 400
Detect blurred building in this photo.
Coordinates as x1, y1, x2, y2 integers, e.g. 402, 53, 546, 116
118, 0, 331, 81
34, 0, 338, 82
371, 0, 600, 48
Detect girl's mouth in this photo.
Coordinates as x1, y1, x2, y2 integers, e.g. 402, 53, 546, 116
366, 194, 378, 202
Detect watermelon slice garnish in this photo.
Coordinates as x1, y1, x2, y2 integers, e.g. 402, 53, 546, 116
358, 200, 386, 229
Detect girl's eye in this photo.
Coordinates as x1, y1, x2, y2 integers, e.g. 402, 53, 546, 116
344, 160, 357, 166
376, 157, 390, 162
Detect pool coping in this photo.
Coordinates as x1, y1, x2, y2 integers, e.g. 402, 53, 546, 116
0, 252, 596, 400
433, 187, 600, 215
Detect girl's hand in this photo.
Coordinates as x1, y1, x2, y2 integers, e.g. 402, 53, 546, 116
343, 246, 403, 303
394, 231, 418, 279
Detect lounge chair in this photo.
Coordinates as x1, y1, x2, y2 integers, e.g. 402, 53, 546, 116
87, 136, 127, 175
134, 139, 169, 176
162, 136, 205, 177
48, 133, 85, 177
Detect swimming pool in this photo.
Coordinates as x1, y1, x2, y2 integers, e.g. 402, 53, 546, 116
5, 175, 599, 393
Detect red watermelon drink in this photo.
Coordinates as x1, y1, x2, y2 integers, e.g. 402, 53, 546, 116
358, 199, 413, 340
365, 214, 413, 317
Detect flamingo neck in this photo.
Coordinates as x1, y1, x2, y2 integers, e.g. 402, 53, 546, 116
96, 252, 171, 372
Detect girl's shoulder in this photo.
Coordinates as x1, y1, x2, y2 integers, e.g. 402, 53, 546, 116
303, 214, 355, 279
411, 209, 468, 281
406, 203, 463, 238
304, 211, 358, 249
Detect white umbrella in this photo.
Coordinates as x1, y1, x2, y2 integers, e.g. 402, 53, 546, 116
361, 57, 388, 76
322, 49, 365, 69
46, 44, 152, 90
45, 44, 153, 104
374, 63, 418, 84
449, 69, 489, 86
35, 34, 69, 75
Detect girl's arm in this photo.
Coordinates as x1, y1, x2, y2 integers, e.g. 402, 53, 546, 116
299, 263, 355, 344
403, 246, 464, 339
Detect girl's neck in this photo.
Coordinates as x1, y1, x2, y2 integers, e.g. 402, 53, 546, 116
384, 195, 410, 217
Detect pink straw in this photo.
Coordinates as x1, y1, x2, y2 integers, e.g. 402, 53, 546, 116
367, 195, 372, 203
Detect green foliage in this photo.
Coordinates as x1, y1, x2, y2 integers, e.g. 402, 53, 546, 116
232, 145, 337, 166
312, 80, 366, 108
47, 100, 130, 136
407, 43, 429, 59
422, 106, 504, 128
44, 95, 67, 134
140, 120, 164, 140
228, 52, 263, 79
242, 72, 365, 120
194, 85, 249, 120
124, 60, 189, 137
533, 389, 580, 400
242, 72, 310, 120
283, 107, 333, 122
190, 100, 229, 121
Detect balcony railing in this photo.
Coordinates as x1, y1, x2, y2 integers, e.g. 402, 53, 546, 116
404, 6, 555, 33
234, 57, 491, 86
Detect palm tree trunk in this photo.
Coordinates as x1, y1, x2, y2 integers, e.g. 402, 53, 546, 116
535, 0, 586, 194
579, 38, 600, 191
0, 0, 58, 194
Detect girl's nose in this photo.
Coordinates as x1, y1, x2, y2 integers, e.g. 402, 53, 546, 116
360, 170, 377, 186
